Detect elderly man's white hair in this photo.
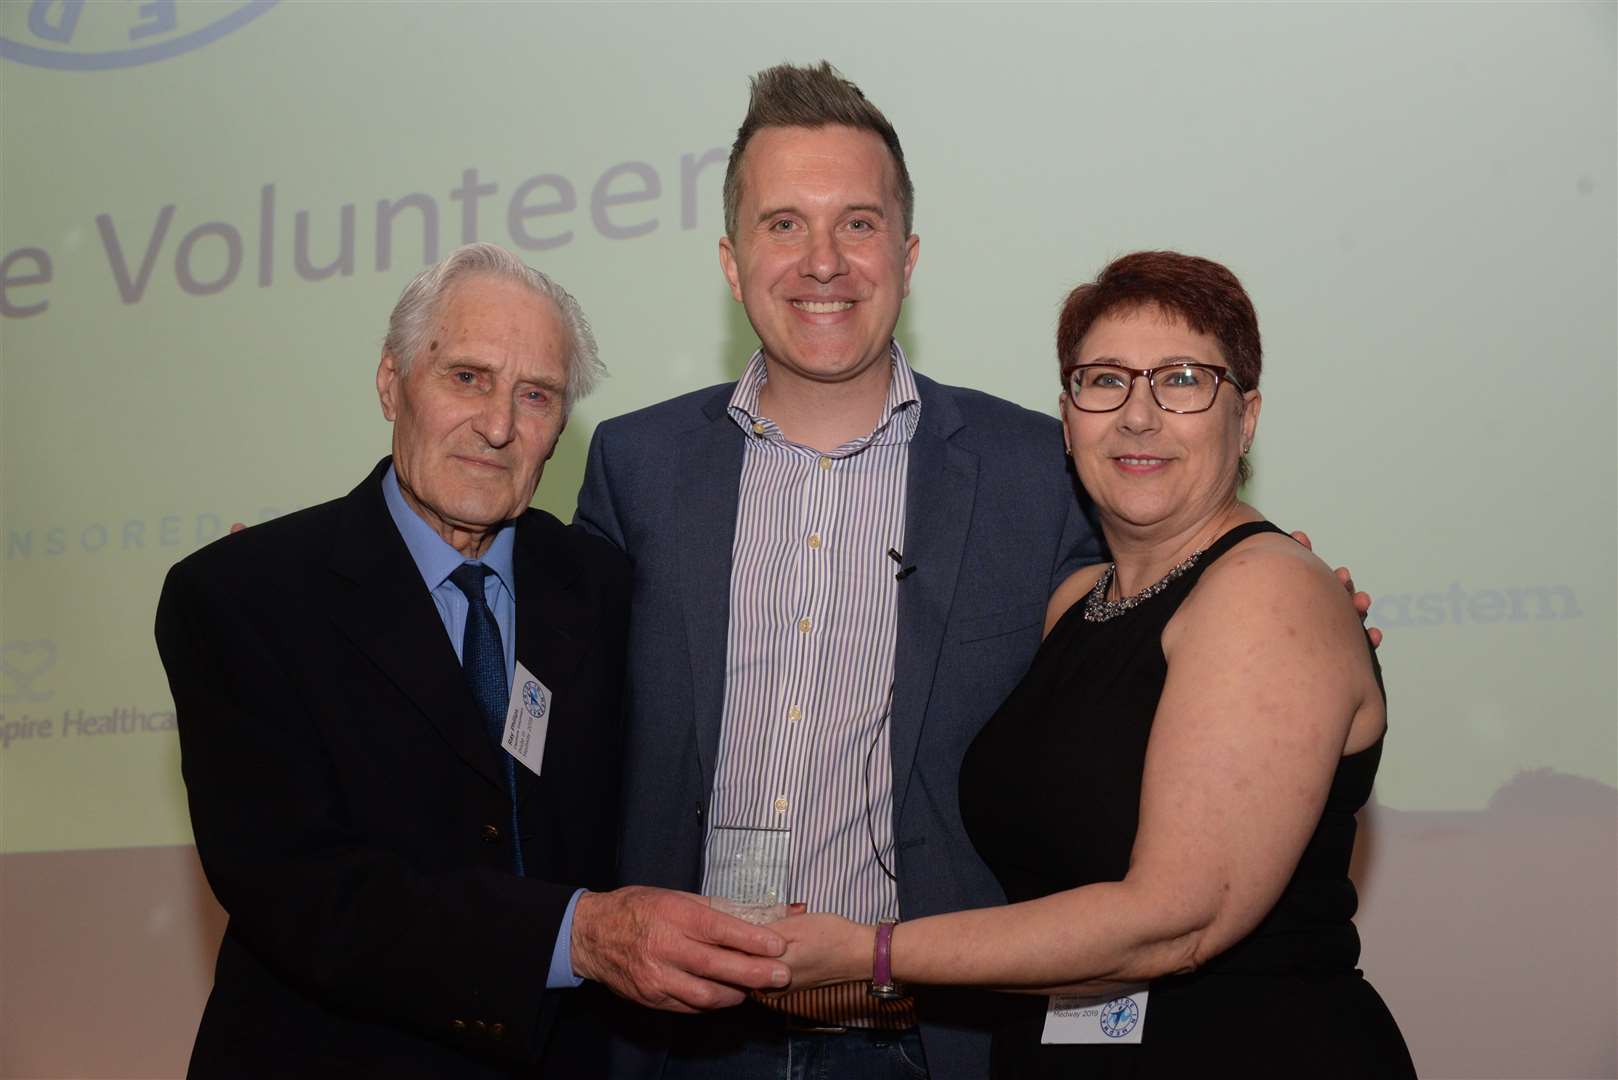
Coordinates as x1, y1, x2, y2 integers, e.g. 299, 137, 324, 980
382, 242, 604, 410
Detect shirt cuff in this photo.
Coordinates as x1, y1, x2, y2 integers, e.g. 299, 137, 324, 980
546, 888, 587, 990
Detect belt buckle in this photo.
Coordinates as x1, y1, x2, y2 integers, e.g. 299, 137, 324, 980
784, 1019, 850, 1035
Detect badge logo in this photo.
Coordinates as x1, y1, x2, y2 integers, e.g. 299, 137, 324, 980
522, 680, 546, 719
1, 1, 277, 71
1098, 996, 1139, 1039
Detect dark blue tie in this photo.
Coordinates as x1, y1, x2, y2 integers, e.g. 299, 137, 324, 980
448, 563, 524, 876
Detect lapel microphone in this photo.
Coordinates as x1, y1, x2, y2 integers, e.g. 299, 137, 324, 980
887, 548, 917, 581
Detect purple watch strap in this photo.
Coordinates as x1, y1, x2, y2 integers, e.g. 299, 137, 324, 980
870, 919, 899, 997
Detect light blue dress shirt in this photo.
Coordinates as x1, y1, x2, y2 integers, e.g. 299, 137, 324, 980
383, 465, 584, 990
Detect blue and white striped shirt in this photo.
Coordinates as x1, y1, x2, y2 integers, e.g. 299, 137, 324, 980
703, 343, 920, 1026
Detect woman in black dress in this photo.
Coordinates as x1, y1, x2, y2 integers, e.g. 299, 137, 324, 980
773, 251, 1415, 1077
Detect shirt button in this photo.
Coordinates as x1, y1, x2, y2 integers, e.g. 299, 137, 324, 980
773, 797, 789, 814
797, 617, 812, 633
807, 533, 822, 549
752, 421, 765, 435
787, 706, 802, 722
817, 456, 832, 471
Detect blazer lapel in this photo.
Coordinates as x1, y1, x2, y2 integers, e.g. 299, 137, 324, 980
891, 379, 977, 819
325, 462, 506, 791
509, 516, 588, 782
674, 394, 745, 791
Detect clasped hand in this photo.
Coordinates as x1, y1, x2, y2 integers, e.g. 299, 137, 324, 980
570, 887, 794, 1012
766, 912, 875, 994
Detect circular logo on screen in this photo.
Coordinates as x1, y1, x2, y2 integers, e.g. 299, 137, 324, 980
1098, 996, 1139, 1039
522, 680, 546, 719
0, 1, 277, 71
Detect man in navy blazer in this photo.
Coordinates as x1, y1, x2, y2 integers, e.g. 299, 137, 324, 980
575, 65, 1101, 1080
158, 244, 789, 1078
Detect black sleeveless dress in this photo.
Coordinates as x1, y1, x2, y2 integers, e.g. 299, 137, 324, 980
959, 521, 1415, 1078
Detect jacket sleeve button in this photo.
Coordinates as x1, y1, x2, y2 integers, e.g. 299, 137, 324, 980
480, 824, 501, 843
450, 1019, 467, 1034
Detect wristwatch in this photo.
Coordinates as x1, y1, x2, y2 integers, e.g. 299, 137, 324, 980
868, 919, 904, 999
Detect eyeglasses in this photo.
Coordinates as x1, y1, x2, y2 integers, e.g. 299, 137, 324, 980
1065, 362, 1246, 414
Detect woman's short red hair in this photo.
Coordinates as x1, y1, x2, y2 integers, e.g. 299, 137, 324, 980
1057, 251, 1262, 391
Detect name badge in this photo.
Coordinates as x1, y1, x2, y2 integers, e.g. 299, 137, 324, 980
501, 661, 551, 777
1041, 987, 1149, 1045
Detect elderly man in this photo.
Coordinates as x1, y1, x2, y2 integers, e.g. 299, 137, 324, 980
157, 243, 787, 1079
575, 64, 1103, 1080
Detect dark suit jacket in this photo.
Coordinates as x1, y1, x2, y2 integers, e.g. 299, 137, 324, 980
156, 458, 631, 1079
574, 372, 1102, 1080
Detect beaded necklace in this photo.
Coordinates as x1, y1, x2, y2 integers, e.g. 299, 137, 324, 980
1082, 547, 1208, 623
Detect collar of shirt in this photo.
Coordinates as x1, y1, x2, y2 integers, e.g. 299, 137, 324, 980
382, 463, 516, 600
726, 340, 922, 454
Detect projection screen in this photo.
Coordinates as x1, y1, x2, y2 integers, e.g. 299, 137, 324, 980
2, 3, 1613, 1076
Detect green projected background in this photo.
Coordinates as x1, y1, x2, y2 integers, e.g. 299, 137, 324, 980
1, 3, 1613, 1076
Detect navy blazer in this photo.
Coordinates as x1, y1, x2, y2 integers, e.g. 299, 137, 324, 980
575, 371, 1101, 1080
157, 459, 631, 1078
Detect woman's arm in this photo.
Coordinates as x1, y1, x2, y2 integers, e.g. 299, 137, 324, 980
776, 537, 1383, 995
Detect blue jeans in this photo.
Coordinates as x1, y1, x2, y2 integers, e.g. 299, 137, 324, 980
662, 1006, 930, 1080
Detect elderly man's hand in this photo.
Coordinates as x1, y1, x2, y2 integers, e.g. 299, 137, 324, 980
570, 886, 790, 1012
1291, 529, 1382, 649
